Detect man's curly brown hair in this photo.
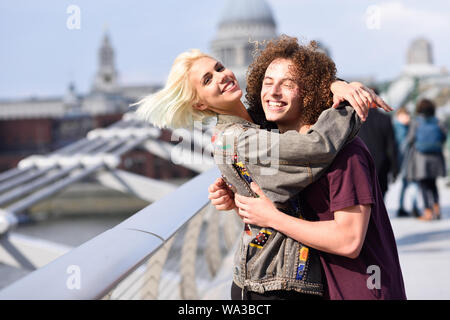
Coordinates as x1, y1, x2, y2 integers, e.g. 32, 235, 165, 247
246, 35, 337, 128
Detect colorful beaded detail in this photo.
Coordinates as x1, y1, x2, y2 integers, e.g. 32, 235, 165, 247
232, 155, 254, 236
233, 161, 253, 185
249, 229, 272, 249
296, 246, 309, 280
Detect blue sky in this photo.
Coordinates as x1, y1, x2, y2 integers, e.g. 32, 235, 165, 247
0, 0, 449, 99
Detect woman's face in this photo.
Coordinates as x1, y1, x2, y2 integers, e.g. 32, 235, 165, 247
189, 57, 242, 114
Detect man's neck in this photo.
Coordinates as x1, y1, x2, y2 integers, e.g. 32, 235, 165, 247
299, 124, 312, 134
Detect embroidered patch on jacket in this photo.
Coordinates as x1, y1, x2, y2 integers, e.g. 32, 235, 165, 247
296, 246, 309, 280
244, 223, 252, 236
299, 246, 309, 262
232, 155, 256, 236
296, 264, 305, 280
249, 229, 272, 249
233, 161, 253, 184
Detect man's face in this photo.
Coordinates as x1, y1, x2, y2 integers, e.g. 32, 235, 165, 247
260, 58, 303, 131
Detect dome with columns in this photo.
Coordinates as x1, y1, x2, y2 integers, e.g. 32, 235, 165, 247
217, 0, 276, 27
210, 0, 278, 91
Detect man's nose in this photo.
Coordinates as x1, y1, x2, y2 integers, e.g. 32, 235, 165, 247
269, 83, 282, 96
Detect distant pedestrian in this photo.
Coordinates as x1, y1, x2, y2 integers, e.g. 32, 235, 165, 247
405, 99, 447, 221
393, 107, 419, 217
358, 90, 399, 198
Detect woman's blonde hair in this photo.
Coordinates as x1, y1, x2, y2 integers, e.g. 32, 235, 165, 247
133, 49, 217, 129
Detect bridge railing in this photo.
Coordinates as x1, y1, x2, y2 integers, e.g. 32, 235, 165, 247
0, 167, 242, 300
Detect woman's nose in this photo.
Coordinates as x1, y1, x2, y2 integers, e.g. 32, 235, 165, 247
218, 72, 229, 84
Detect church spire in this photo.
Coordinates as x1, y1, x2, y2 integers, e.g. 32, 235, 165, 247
93, 29, 118, 93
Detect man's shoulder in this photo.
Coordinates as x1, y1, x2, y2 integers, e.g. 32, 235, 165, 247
340, 137, 370, 157
329, 137, 373, 171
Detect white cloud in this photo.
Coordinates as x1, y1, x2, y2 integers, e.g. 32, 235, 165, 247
376, 1, 450, 33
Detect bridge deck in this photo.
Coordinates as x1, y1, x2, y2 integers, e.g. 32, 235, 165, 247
1, 178, 450, 299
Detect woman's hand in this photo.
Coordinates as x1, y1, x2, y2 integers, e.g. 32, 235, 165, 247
234, 182, 283, 228
208, 178, 236, 211
330, 81, 393, 121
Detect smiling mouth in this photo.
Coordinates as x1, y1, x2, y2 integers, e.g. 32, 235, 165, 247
266, 101, 287, 110
222, 80, 237, 93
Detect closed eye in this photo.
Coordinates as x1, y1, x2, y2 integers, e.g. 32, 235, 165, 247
202, 72, 213, 85
263, 77, 273, 86
283, 82, 295, 89
282, 79, 297, 89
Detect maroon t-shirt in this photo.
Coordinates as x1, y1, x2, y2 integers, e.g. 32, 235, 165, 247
299, 137, 407, 300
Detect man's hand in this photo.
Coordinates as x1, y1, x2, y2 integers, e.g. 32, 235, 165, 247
331, 81, 393, 121
234, 182, 282, 228
208, 177, 236, 211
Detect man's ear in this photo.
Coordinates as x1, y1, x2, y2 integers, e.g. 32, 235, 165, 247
193, 102, 208, 111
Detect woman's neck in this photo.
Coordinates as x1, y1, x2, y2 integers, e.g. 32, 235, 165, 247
223, 100, 253, 122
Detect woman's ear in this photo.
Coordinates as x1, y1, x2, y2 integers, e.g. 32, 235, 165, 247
193, 102, 208, 111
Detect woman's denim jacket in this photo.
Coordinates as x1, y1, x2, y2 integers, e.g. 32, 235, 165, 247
212, 105, 361, 296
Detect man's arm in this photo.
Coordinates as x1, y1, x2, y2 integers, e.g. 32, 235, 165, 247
270, 204, 371, 259
233, 182, 371, 259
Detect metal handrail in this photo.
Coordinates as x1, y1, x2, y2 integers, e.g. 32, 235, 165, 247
0, 167, 220, 299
